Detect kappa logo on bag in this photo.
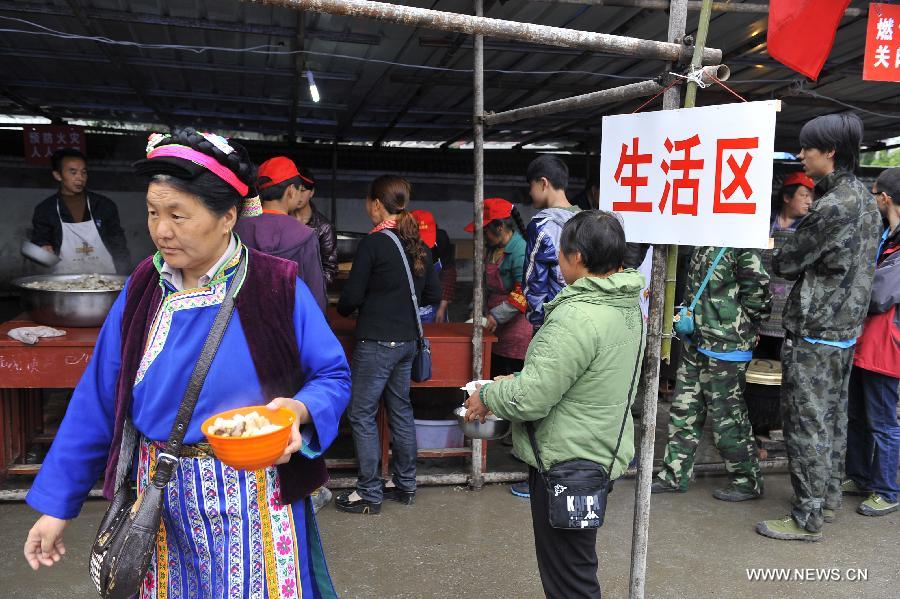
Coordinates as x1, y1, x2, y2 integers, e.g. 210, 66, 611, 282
566, 495, 602, 529
553, 484, 568, 497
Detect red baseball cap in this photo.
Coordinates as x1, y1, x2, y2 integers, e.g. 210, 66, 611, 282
464, 198, 513, 233
782, 172, 815, 190
257, 156, 300, 190
411, 210, 437, 248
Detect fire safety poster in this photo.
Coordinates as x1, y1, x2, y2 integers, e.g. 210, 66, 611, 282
863, 3, 900, 82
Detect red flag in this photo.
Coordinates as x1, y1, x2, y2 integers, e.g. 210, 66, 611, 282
767, 0, 851, 80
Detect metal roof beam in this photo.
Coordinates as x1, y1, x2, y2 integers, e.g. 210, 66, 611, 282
3, 79, 347, 110
287, 13, 307, 144
28, 100, 503, 131
61, 0, 174, 126
0, 1, 381, 43
0, 48, 358, 81
243, 0, 722, 63
0, 88, 62, 122
528, 0, 867, 18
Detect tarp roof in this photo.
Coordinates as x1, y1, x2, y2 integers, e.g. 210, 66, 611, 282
0, 0, 894, 151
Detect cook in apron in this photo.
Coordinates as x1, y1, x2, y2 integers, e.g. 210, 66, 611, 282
52, 195, 116, 274
485, 259, 531, 361
419, 258, 446, 324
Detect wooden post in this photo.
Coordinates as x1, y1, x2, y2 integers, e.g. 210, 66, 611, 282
330, 139, 338, 227
470, 0, 487, 490
244, 0, 721, 63
629, 0, 687, 596
483, 79, 666, 126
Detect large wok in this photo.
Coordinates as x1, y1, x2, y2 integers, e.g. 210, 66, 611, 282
11, 274, 127, 327
336, 231, 366, 262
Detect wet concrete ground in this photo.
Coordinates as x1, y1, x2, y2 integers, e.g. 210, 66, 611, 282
1, 473, 896, 598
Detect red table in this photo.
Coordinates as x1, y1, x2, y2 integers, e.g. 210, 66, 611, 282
0, 314, 496, 483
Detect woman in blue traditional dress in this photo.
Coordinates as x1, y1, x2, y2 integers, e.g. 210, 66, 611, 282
23, 128, 351, 598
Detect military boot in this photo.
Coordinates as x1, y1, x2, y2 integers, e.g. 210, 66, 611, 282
756, 516, 822, 542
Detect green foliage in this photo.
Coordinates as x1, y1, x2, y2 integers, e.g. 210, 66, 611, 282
862, 148, 900, 167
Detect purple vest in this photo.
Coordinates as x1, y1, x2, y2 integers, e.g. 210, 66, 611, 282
102, 248, 328, 503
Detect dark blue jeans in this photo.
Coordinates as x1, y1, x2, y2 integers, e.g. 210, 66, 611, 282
348, 339, 417, 502
846, 366, 900, 503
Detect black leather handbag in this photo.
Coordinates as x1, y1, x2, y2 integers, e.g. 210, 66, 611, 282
90, 256, 245, 598
382, 229, 432, 382
526, 316, 644, 530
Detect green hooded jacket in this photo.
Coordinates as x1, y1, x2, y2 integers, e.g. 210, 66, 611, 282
481, 270, 646, 477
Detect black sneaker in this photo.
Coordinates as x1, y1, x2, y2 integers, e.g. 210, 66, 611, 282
382, 481, 416, 505
651, 480, 686, 494
335, 490, 382, 515
712, 484, 762, 502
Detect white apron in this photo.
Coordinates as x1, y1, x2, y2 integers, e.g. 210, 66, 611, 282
52, 196, 116, 274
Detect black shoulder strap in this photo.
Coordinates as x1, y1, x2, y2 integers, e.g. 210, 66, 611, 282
381, 229, 425, 341
527, 312, 645, 474
151, 253, 247, 487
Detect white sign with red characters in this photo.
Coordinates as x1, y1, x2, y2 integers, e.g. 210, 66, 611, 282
599, 100, 778, 249
863, 3, 900, 82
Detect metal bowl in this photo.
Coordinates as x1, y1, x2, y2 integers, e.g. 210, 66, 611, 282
454, 406, 511, 440
11, 274, 127, 327
336, 232, 366, 262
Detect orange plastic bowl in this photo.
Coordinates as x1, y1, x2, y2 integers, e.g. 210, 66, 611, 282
202, 406, 294, 471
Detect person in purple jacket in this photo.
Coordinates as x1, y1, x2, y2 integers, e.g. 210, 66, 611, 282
235, 156, 327, 312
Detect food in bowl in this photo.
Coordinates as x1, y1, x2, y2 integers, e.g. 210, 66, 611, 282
19, 274, 124, 292
202, 406, 295, 471
206, 411, 284, 438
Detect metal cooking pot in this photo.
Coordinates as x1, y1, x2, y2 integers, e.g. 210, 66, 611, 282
11, 274, 127, 327
336, 232, 366, 262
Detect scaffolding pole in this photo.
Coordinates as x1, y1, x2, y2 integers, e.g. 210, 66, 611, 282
530, 0, 867, 18
470, 0, 487, 490
249, 0, 721, 63
484, 79, 665, 126
629, 0, 687, 596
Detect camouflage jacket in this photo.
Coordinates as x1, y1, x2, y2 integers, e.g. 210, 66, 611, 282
773, 171, 882, 341
686, 246, 772, 353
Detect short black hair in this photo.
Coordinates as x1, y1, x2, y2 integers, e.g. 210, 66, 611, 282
259, 176, 303, 203
876, 167, 900, 206
526, 154, 569, 190
51, 148, 86, 173
297, 166, 316, 190
799, 113, 864, 172
559, 210, 626, 274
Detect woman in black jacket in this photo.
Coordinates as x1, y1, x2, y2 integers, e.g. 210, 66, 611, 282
335, 175, 441, 514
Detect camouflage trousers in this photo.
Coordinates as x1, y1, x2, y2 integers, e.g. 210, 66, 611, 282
781, 335, 854, 533
659, 343, 762, 493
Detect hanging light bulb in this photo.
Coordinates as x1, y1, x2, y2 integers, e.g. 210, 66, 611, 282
306, 71, 320, 103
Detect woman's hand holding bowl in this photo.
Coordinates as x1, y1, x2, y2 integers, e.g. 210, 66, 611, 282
266, 397, 311, 465
464, 384, 491, 423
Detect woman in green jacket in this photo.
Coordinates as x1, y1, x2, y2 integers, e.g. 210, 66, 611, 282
465, 210, 646, 599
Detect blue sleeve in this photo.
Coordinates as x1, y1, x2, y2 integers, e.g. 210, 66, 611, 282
26, 283, 127, 520
292, 279, 351, 458
524, 223, 554, 327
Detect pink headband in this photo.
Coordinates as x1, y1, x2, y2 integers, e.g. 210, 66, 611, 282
147, 144, 249, 197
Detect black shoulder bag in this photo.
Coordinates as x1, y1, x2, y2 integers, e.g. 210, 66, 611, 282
90, 256, 246, 599
526, 316, 644, 530
381, 229, 432, 382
